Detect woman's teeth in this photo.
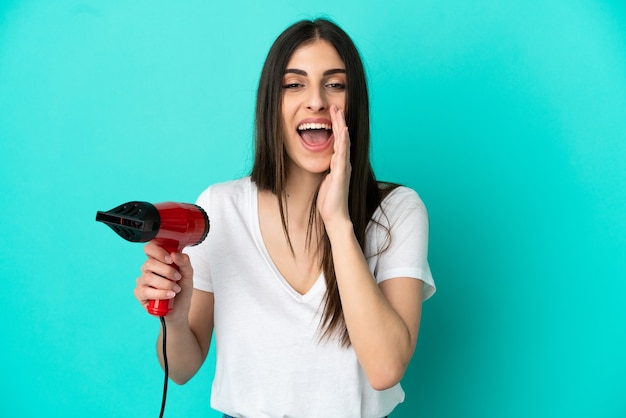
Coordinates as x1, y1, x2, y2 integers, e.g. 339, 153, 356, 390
297, 122, 332, 131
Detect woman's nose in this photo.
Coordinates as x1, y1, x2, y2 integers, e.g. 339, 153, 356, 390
306, 86, 327, 112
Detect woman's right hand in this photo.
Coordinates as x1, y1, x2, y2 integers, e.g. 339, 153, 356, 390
134, 242, 195, 323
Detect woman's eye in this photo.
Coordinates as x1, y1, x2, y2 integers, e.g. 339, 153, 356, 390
283, 83, 303, 89
326, 83, 346, 90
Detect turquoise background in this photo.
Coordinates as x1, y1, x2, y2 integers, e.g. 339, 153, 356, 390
1, 0, 625, 417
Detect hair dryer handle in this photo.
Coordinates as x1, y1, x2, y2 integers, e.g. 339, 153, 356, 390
148, 299, 175, 317
147, 239, 181, 317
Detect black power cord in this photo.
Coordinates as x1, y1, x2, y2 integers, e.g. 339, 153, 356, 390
159, 316, 169, 418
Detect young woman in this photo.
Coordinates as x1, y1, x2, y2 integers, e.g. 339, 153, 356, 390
135, 18, 435, 417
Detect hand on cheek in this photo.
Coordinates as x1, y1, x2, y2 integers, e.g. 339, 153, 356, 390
318, 105, 352, 228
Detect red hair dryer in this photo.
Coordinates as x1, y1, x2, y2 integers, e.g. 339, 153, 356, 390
96, 201, 210, 316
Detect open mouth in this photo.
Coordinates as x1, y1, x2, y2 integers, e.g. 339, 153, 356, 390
297, 122, 333, 148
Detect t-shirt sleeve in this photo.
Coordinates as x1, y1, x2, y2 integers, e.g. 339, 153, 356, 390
366, 187, 436, 300
184, 187, 214, 293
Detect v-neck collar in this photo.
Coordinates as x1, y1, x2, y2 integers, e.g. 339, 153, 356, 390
249, 179, 325, 303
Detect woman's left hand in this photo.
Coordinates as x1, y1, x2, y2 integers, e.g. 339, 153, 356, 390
317, 105, 352, 229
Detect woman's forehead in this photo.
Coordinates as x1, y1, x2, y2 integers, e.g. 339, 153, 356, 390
285, 40, 345, 72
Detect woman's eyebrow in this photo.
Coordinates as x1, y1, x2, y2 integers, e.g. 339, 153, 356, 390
284, 68, 346, 76
284, 68, 307, 76
323, 68, 346, 76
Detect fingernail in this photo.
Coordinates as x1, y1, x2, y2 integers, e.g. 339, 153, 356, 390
174, 272, 182, 281
165, 255, 173, 264
174, 285, 182, 293
166, 291, 176, 298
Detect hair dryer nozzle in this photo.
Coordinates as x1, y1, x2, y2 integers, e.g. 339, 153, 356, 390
96, 201, 160, 242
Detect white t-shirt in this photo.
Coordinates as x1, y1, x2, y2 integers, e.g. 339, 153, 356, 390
185, 177, 435, 418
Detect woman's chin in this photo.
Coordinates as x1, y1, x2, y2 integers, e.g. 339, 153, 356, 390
288, 159, 331, 177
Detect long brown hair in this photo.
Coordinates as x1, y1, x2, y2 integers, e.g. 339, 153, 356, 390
251, 19, 397, 346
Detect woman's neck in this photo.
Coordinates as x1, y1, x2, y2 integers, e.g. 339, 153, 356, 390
282, 167, 325, 225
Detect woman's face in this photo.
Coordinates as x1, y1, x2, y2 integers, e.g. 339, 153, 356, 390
281, 39, 347, 177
